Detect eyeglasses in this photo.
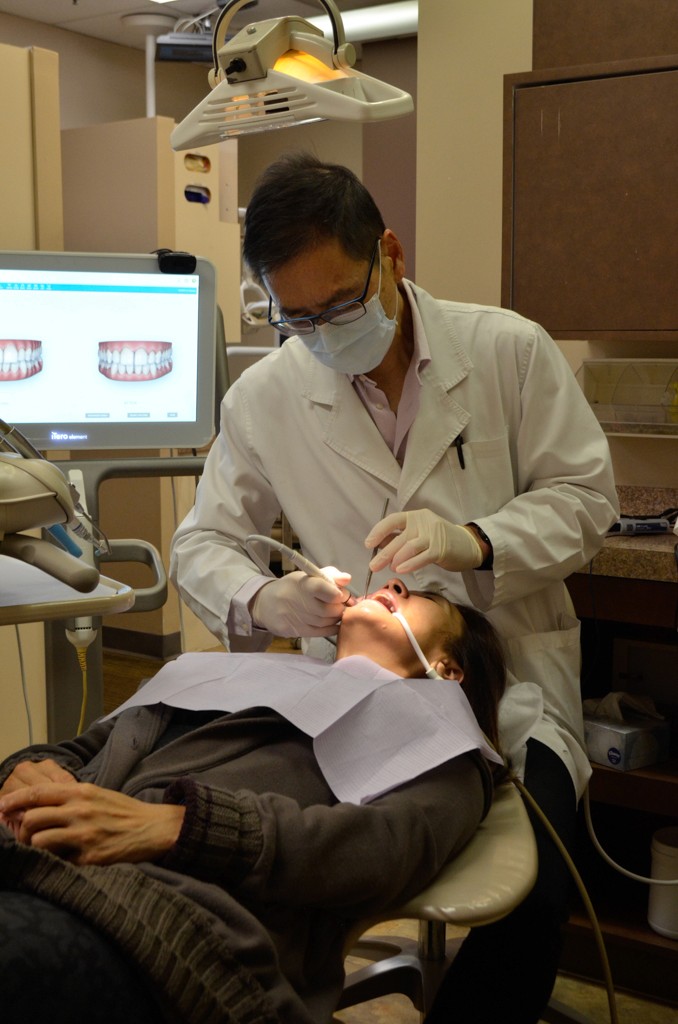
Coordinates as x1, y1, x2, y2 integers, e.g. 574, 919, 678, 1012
268, 239, 380, 336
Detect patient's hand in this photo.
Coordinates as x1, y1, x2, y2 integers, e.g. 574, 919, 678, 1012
1, 758, 74, 794
0, 759, 75, 835
0, 780, 185, 865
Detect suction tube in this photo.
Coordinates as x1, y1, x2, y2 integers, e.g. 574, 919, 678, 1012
392, 610, 441, 679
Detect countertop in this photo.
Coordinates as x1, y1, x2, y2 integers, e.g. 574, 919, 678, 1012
581, 486, 677, 583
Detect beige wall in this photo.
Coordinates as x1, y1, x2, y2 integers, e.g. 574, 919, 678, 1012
0, 42, 38, 247
0, 622, 47, 760
0, 12, 207, 128
0, 43, 63, 250
416, 0, 678, 489
416, 0, 533, 304
361, 37, 417, 277
238, 120, 364, 206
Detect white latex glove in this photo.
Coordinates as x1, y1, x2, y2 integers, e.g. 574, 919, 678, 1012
365, 510, 483, 574
250, 568, 353, 638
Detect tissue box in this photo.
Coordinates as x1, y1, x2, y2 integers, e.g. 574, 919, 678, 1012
584, 714, 671, 771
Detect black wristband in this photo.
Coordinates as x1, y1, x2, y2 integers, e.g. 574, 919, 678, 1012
467, 522, 493, 570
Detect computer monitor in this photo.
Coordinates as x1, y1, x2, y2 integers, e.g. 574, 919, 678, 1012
0, 250, 218, 451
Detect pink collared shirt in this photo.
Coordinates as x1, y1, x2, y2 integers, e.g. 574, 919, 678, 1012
350, 280, 430, 464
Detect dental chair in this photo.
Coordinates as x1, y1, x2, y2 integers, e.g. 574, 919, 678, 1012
337, 781, 537, 1019
337, 780, 592, 1023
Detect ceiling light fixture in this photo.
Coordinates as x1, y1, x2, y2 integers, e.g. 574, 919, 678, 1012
170, 0, 414, 148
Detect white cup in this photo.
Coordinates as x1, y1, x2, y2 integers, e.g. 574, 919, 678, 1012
648, 827, 678, 939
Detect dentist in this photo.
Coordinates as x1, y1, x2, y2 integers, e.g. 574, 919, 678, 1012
171, 152, 619, 1023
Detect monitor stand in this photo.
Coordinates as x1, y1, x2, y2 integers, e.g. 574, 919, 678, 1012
44, 455, 204, 741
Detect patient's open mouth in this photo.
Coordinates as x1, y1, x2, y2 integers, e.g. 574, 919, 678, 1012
368, 591, 398, 613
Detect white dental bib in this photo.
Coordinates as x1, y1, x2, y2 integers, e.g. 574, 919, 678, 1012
104, 652, 501, 804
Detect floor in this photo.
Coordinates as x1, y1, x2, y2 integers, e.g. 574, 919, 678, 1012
337, 918, 678, 1023
102, 648, 678, 1024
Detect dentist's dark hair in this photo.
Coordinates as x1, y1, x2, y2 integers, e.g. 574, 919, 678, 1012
243, 151, 385, 282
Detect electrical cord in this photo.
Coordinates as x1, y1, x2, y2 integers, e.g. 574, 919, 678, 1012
14, 625, 33, 745
583, 787, 678, 887
508, 774, 678, 1024
65, 618, 97, 735
581, 543, 678, 883
169, 470, 187, 656
174, 6, 219, 35
455, 705, 622, 1024
74, 648, 89, 736
511, 775, 620, 1024
480, 707, 622, 1024
169, 448, 206, 655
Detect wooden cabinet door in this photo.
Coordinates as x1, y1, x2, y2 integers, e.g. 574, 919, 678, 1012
502, 56, 678, 340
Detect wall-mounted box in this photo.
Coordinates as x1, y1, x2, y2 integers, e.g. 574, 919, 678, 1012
578, 359, 678, 437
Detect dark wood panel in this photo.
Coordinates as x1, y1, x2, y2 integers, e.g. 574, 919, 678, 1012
561, 915, 678, 1004
503, 57, 678, 338
567, 572, 678, 629
534, 0, 678, 70
589, 760, 678, 813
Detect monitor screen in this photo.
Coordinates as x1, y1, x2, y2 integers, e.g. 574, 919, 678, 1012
0, 250, 217, 451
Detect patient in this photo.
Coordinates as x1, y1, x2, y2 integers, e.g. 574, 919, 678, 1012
0, 579, 506, 1024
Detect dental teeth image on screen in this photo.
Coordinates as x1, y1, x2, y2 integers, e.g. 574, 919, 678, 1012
0, 339, 44, 381
98, 340, 173, 381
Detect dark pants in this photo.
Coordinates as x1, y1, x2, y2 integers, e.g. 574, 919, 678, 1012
0, 891, 164, 1023
424, 739, 578, 1024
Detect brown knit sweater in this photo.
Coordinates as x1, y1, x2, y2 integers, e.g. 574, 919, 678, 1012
0, 705, 491, 1023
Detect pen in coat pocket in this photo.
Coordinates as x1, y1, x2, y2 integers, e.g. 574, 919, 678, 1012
453, 434, 465, 470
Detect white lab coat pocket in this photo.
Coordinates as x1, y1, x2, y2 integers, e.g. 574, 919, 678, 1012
500, 617, 589, 790
504, 617, 583, 734
444, 430, 516, 522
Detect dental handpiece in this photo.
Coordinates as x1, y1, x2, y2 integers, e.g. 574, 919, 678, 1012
245, 535, 358, 597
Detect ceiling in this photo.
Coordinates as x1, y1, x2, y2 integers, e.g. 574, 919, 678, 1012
0, 0, 400, 50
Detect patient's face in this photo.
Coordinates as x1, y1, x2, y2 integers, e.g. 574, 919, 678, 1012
337, 578, 463, 677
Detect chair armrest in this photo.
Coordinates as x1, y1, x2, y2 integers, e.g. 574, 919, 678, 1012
397, 782, 538, 927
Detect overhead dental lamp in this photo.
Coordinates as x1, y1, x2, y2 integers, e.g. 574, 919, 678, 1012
170, 0, 414, 148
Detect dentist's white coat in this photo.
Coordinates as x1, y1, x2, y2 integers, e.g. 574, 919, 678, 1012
171, 283, 619, 796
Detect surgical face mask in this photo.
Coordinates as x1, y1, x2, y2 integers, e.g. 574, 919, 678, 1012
302, 257, 399, 375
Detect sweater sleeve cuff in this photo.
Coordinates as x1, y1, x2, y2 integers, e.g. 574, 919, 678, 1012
159, 777, 263, 884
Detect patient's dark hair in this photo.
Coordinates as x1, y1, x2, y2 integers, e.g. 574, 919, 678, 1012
243, 152, 385, 281
441, 604, 506, 761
